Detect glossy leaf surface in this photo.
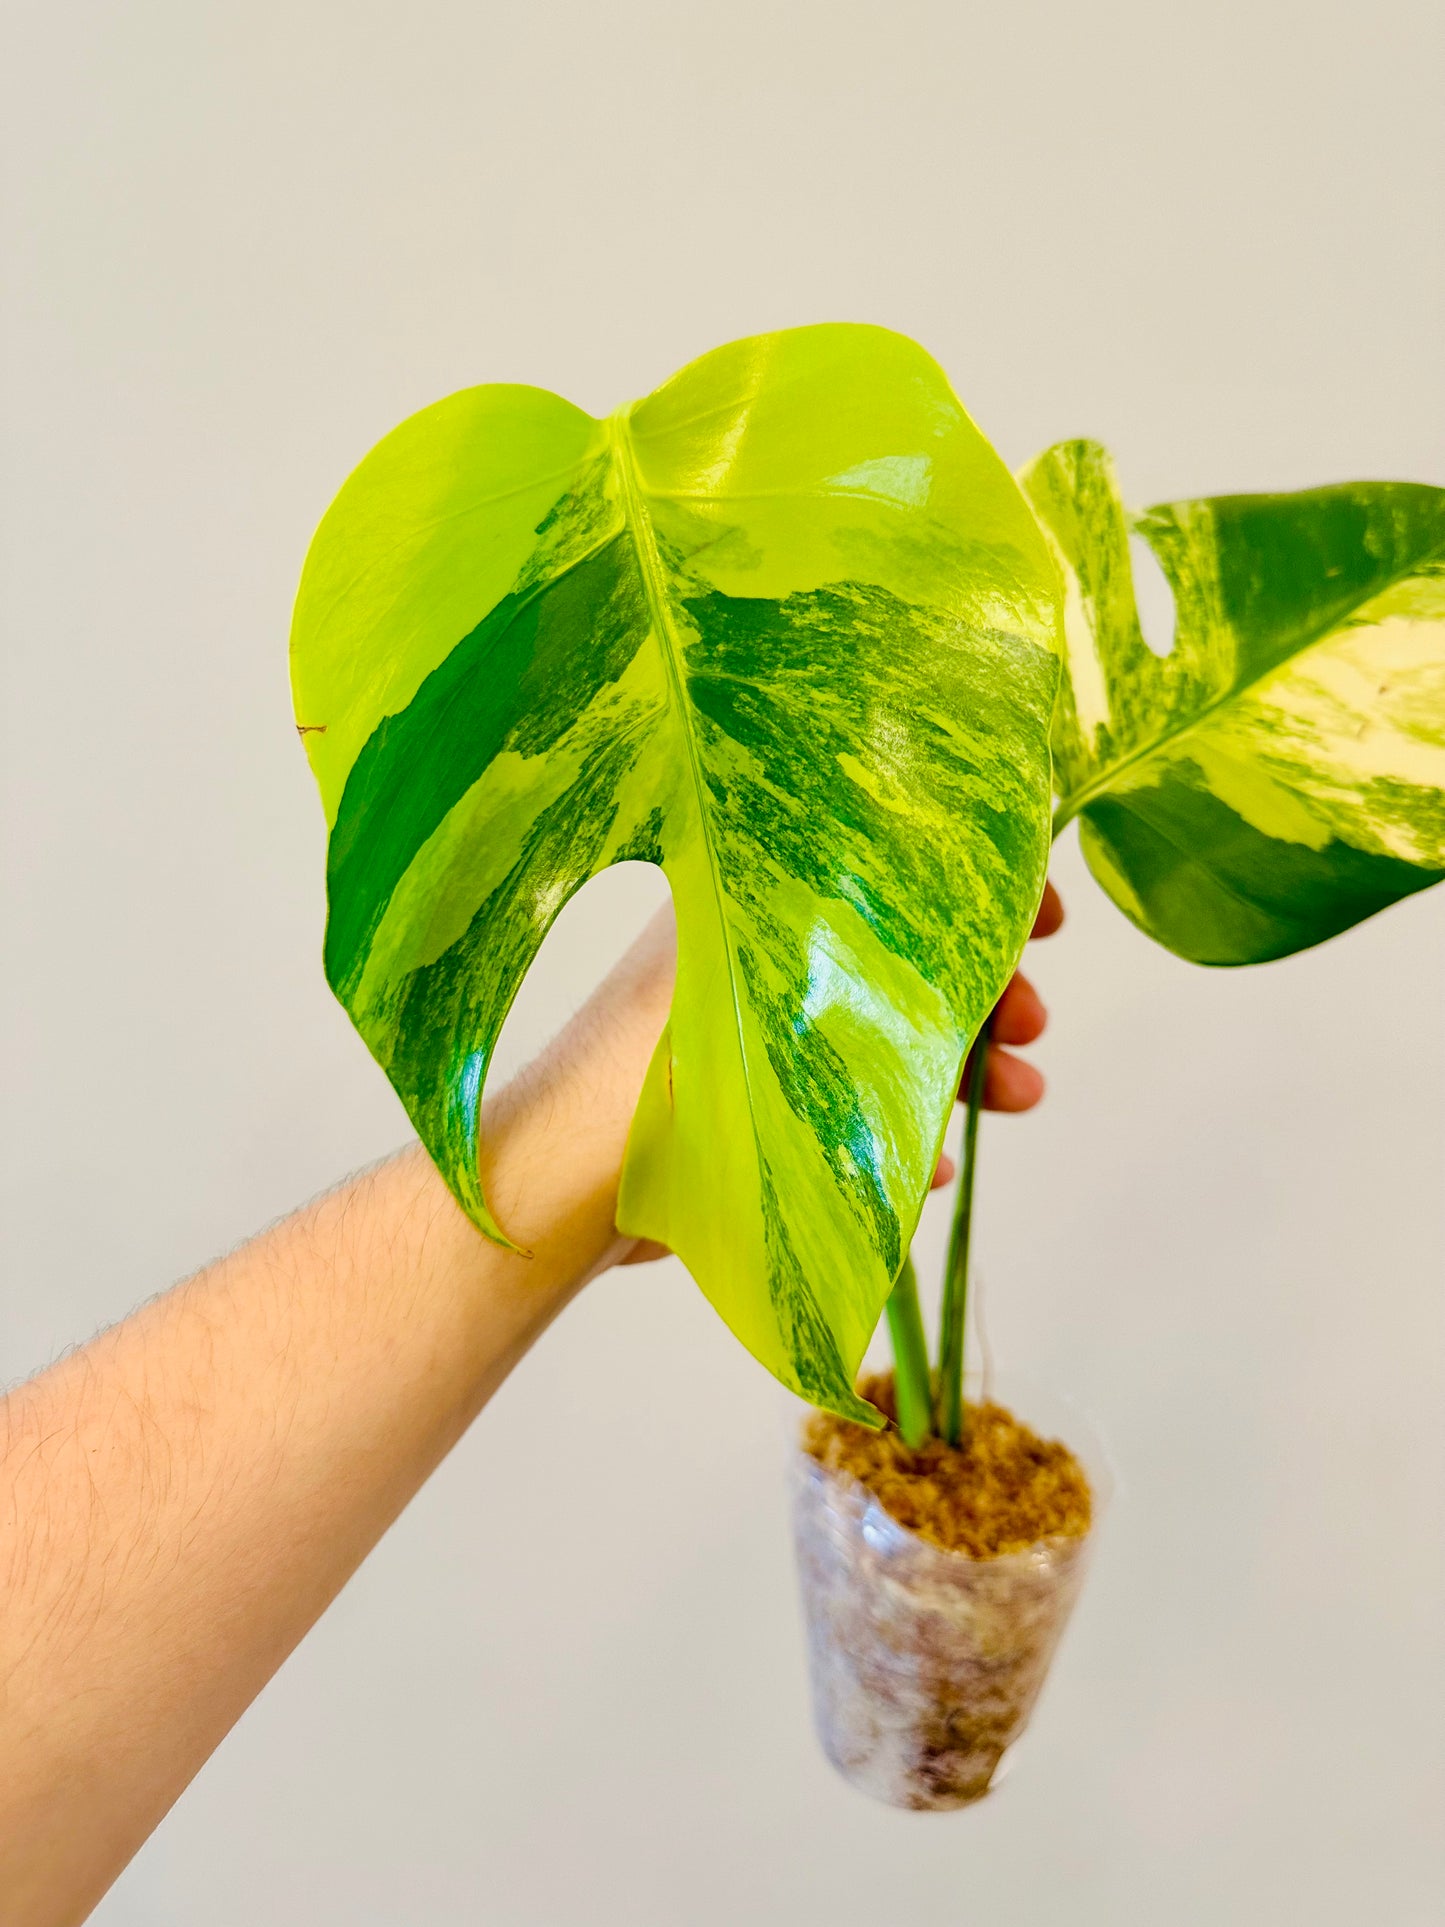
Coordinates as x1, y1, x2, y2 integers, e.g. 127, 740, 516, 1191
292, 325, 1060, 1419
1023, 441, 1445, 964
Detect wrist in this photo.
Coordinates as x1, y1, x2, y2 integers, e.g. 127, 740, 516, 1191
479, 905, 678, 1284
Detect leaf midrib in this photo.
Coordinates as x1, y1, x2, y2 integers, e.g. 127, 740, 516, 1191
608, 410, 765, 1173
1051, 529, 1445, 838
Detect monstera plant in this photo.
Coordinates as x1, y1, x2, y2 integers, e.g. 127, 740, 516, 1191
290, 321, 1442, 1810
291, 322, 1445, 1441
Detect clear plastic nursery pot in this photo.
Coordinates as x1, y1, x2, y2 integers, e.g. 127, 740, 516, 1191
791, 1376, 1110, 1812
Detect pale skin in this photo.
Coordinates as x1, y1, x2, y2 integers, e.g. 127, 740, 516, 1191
0, 884, 1060, 1925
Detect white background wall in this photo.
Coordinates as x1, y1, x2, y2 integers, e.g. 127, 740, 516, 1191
3, 3, 1442, 1921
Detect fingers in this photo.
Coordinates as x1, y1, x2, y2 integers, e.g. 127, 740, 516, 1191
939, 1030, 1046, 1181
980, 1043, 1045, 1112
971, 876, 1060, 1112
934, 1035, 1043, 1187
949, 969, 1044, 1116
1030, 880, 1064, 940
617, 1237, 672, 1266
927, 884, 1062, 1185
991, 970, 1046, 1047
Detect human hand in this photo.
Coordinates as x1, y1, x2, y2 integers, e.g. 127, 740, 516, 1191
929, 877, 1062, 1189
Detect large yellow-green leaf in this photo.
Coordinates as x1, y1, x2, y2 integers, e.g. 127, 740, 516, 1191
291, 324, 1061, 1420
1022, 440, 1445, 964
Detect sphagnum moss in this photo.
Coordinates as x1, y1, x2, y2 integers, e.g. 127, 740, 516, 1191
803, 1370, 1091, 1558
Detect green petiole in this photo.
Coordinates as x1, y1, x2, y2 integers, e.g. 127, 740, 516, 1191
883, 1252, 933, 1448
934, 1012, 990, 1447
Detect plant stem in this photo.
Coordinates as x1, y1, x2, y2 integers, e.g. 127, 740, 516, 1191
935, 1013, 991, 1446
884, 1252, 933, 1447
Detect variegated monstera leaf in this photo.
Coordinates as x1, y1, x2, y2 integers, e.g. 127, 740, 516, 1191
292, 324, 1061, 1420
1022, 440, 1445, 964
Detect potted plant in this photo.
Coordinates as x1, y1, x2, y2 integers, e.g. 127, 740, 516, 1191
290, 323, 1444, 1810
795, 422, 1445, 1806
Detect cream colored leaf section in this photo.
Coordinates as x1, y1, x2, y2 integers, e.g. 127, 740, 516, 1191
1175, 573, 1445, 864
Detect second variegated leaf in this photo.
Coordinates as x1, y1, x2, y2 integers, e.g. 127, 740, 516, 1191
1022, 440, 1445, 964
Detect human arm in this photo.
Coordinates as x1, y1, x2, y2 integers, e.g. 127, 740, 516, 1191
0, 883, 1058, 1924
0, 917, 677, 1926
